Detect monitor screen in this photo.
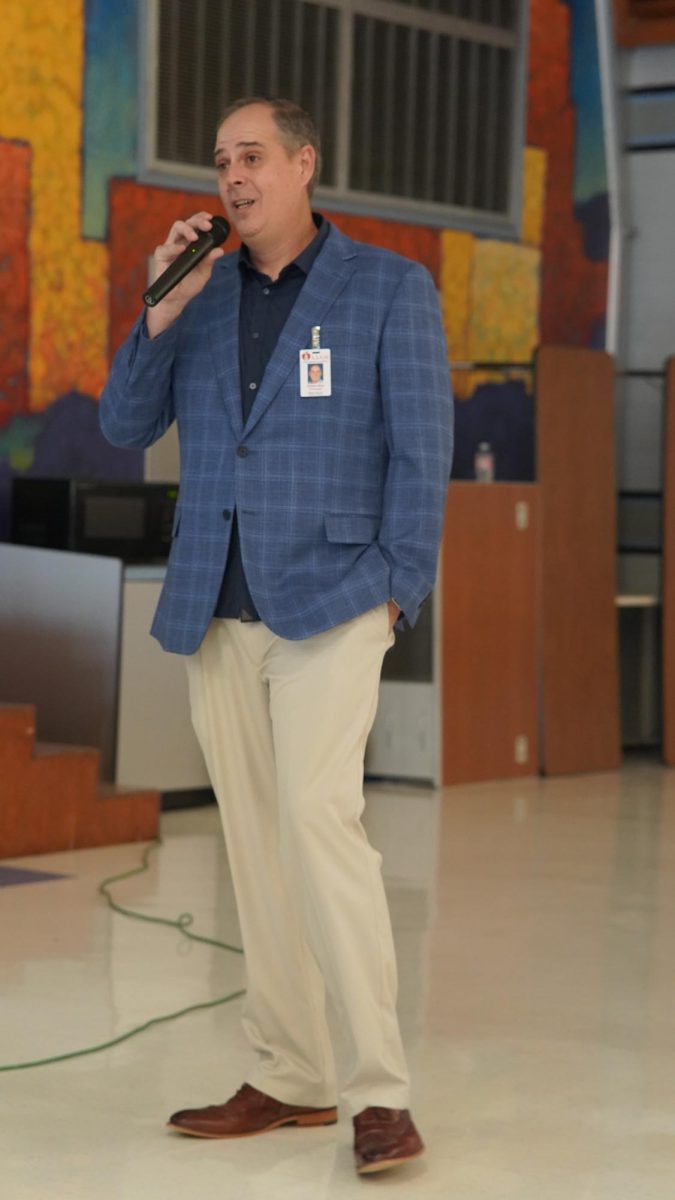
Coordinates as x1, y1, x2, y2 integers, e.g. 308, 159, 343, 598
83, 495, 146, 541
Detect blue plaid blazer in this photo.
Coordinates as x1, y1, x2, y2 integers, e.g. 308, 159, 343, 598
100, 223, 453, 655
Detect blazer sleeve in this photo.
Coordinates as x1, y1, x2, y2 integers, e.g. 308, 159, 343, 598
99, 313, 179, 449
377, 262, 454, 626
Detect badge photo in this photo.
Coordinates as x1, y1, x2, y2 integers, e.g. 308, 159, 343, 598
300, 348, 332, 398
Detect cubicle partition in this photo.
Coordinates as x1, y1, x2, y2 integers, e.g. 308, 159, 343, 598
661, 358, 675, 765
440, 483, 539, 785
378, 346, 622, 786
536, 347, 621, 774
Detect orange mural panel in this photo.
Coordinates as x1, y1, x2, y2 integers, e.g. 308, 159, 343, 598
108, 181, 239, 357
108, 181, 442, 359
323, 212, 441, 285
0, 140, 30, 426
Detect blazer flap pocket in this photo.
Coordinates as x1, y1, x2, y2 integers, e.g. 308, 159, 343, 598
324, 513, 380, 544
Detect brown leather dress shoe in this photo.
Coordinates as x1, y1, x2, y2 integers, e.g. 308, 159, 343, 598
167, 1083, 338, 1139
353, 1106, 425, 1173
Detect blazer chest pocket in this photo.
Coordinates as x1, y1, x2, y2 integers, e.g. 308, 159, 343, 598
324, 514, 380, 544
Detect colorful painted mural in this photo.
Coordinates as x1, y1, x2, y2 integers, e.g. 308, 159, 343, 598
0, 0, 610, 535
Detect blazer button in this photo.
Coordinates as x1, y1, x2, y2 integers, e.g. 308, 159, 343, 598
222, 509, 232, 520
237, 446, 249, 458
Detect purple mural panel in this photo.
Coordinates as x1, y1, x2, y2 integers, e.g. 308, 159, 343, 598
0, 393, 142, 543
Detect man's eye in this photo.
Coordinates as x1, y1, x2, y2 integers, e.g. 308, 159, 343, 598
215, 162, 227, 172
246, 154, 260, 164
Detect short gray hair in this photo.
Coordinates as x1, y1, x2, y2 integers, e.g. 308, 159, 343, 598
218, 97, 322, 195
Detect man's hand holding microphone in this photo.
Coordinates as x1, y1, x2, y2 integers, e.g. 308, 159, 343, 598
144, 212, 230, 339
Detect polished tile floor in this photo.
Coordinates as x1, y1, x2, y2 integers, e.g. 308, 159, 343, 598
3, 760, 675, 1199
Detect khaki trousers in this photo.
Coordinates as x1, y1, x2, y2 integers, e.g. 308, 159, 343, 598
185, 603, 410, 1116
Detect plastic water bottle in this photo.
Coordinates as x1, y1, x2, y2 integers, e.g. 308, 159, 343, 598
474, 442, 495, 483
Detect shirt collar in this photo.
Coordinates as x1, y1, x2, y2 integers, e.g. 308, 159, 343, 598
238, 213, 328, 281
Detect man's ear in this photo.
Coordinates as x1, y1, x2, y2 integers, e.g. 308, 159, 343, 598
299, 143, 316, 186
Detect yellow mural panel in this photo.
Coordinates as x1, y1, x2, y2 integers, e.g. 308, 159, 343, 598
0, 0, 108, 411
440, 230, 474, 400
521, 147, 547, 248
469, 241, 540, 392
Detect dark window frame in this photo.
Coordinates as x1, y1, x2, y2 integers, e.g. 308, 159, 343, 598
140, 0, 528, 236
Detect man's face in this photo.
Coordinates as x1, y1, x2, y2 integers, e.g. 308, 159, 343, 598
214, 104, 314, 247
309, 364, 322, 383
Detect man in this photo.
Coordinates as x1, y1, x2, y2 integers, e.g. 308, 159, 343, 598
100, 97, 453, 1175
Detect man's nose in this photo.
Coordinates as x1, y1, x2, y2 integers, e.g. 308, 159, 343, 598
225, 166, 246, 187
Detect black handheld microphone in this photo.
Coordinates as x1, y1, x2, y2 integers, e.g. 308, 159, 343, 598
143, 216, 231, 307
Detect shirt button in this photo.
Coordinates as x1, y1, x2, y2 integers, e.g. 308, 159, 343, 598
252, 331, 260, 339
263, 287, 270, 295
222, 509, 232, 520
248, 381, 257, 390
237, 446, 249, 458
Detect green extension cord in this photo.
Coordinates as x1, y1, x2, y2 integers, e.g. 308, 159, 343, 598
0, 838, 245, 1073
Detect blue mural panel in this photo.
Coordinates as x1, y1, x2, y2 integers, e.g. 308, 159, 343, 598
82, 0, 138, 239
565, 0, 608, 211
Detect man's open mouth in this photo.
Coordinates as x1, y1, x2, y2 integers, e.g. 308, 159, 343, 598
233, 199, 255, 210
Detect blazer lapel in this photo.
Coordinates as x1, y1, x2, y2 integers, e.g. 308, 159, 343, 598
207, 256, 243, 438
242, 229, 358, 437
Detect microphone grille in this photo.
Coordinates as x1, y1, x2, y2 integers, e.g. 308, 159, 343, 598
210, 216, 230, 247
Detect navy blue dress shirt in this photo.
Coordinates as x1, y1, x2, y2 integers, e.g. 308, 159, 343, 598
213, 214, 329, 622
